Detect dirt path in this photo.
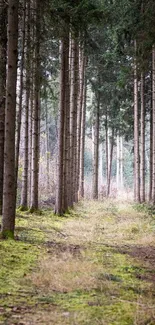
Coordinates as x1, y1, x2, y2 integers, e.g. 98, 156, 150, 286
1, 200, 155, 324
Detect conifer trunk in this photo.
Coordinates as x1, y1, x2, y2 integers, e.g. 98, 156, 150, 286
134, 41, 140, 202
0, 0, 7, 214
55, 39, 65, 215
70, 38, 79, 204
30, 0, 40, 211
21, 0, 30, 209
2, 0, 19, 238
149, 105, 153, 202
107, 128, 114, 197
105, 109, 109, 190
45, 97, 50, 192
92, 92, 100, 199
15, 0, 26, 191
152, 45, 155, 204
77, 50, 85, 199
140, 72, 145, 202
79, 75, 87, 198
63, 32, 70, 210
116, 134, 120, 191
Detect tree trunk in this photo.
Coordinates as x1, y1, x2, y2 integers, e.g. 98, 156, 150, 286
92, 92, 100, 200
70, 38, 79, 205
45, 97, 50, 192
116, 134, 120, 191
120, 136, 124, 190
149, 105, 153, 202
107, 128, 114, 197
140, 72, 145, 203
1, 0, 19, 238
105, 109, 109, 191
63, 32, 70, 210
0, 0, 7, 214
79, 74, 87, 198
15, 0, 26, 192
134, 40, 140, 202
20, 0, 30, 209
30, 0, 40, 211
55, 39, 66, 215
77, 49, 85, 199
152, 45, 155, 204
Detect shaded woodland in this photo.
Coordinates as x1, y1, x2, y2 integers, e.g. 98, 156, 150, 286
0, 0, 155, 237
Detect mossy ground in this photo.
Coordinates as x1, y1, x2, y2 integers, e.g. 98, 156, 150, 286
0, 200, 155, 324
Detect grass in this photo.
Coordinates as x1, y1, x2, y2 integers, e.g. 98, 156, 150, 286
0, 200, 155, 324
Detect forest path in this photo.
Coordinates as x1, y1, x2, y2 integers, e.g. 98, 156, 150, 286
1, 200, 155, 324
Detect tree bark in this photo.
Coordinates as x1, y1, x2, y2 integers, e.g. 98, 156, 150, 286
0, 0, 7, 214
116, 134, 120, 191
149, 105, 153, 202
134, 40, 140, 202
140, 72, 145, 203
70, 38, 79, 204
107, 128, 114, 197
105, 109, 109, 191
77, 49, 85, 199
92, 91, 100, 200
20, 0, 30, 209
79, 74, 87, 198
152, 45, 155, 204
30, 0, 40, 211
1, 0, 19, 238
63, 32, 70, 210
55, 39, 66, 215
15, 0, 26, 192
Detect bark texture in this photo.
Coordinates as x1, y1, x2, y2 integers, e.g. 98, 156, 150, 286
30, 0, 40, 211
2, 0, 19, 237
0, 0, 7, 214
140, 72, 145, 202
134, 41, 140, 202
92, 92, 100, 199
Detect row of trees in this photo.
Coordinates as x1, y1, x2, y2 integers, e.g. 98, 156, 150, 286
1, 0, 155, 238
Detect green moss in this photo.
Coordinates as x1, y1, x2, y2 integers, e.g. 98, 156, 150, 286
0, 230, 14, 239
0, 240, 39, 295
18, 206, 29, 212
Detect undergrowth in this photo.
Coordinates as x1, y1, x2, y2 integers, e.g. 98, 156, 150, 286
0, 200, 155, 324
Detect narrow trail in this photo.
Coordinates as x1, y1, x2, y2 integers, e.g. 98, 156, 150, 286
1, 200, 155, 324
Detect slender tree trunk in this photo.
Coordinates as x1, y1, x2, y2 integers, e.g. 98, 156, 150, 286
120, 136, 124, 190
79, 75, 87, 198
92, 92, 100, 199
116, 134, 120, 191
152, 45, 155, 204
107, 128, 114, 197
73, 41, 79, 203
20, 0, 30, 209
15, 0, 26, 193
77, 50, 85, 199
55, 39, 66, 215
105, 109, 109, 190
99, 143, 103, 187
134, 40, 140, 202
0, 0, 7, 214
63, 32, 70, 210
149, 105, 153, 202
1, 0, 19, 238
140, 72, 145, 202
70, 38, 79, 204
45, 97, 50, 192
30, 0, 40, 211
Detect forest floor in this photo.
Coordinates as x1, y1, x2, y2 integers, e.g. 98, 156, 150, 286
0, 200, 155, 324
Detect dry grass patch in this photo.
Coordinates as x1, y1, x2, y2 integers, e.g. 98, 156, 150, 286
31, 251, 102, 293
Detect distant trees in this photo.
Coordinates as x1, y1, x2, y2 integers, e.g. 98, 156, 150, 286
1, 0, 155, 238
